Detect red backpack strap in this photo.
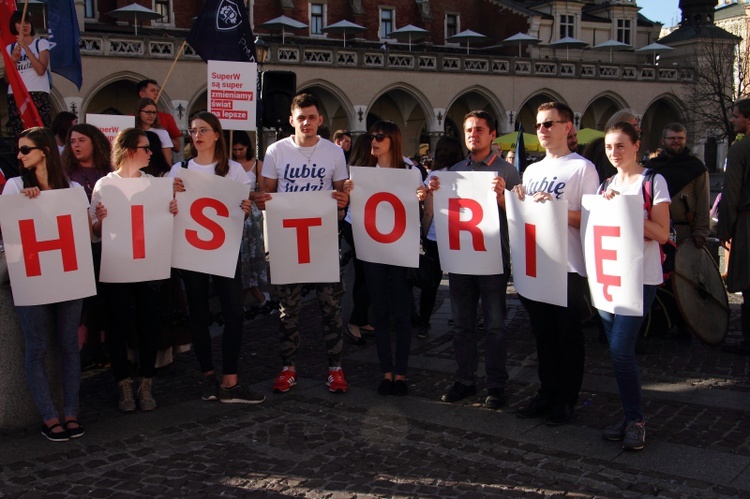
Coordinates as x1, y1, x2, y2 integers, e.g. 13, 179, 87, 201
641, 168, 656, 218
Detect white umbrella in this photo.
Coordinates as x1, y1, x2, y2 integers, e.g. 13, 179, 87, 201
322, 20, 366, 47
259, 15, 308, 44
389, 24, 430, 51
549, 36, 589, 60
590, 39, 632, 63
107, 3, 163, 36
502, 32, 540, 57
447, 29, 488, 55
636, 42, 674, 64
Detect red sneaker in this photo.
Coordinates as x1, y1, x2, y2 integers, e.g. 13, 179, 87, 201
272, 368, 297, 393
327, 369, 348, 393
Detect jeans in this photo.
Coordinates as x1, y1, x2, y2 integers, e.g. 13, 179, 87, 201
342, 222, 370, 327
16, 299, 83, 422
598, 285, 657, 422
448, 271, 509, 389
519, 273, 588, 406
102, 280, 164, 381
181, 264, 244, 375
363, 261, 412, 375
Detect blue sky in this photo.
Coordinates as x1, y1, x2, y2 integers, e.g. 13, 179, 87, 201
638, 0, 682, 27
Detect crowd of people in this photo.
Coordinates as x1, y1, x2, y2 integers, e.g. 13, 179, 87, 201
0, 16, 746, 451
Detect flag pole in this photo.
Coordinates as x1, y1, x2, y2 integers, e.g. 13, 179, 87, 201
157, 40, 187, 103
20, 0, 30, 23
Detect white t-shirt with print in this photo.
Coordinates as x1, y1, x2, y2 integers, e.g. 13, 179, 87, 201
168, 158, 250, 185
522, 152, 599, 276
88, 170, 153, 243
262, 136, 348, 192
6, 38, 50, 94
604, 172, 670, 285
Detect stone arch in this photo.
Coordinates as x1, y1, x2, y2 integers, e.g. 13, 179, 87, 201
580, 92, 630, 130
366, 83, 434, 156
641, 94, 685, 157
445, 86, 507, 136
516, 89, 567, 133
82, 71, 177, 118
297, 79, 355, 133
188, 87, 208, 119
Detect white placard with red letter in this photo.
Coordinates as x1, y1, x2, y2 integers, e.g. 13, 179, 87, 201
85, 114, 135, 144
98, 177, 174, 283
349, 167, 421, 268
506, 195, 568, 306
265, 191, 339, 284
0, 187, 95, 305
171, 168, 250, 277
432, 171, 502, 275
207, 60, 257, 131
582, 194, 644, 316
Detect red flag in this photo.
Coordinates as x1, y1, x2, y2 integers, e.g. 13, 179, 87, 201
0, 0, 44, 131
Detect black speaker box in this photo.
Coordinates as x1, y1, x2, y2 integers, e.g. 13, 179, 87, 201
261, 71, 297, 128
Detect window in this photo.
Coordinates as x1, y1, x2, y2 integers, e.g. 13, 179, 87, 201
84, 0, 95, 19
153, 0, 172, 25
616, 19, 632, 45
446, 14, 459, 39
559, 14, 574, 38
380, 8, 394, 38
310, 3, 324, 36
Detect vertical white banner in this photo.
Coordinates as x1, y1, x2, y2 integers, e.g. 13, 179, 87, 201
98, 177, 174, 283
85, 114, 136, 144
265, 191, 339, 284
349, 167, 421, 268
0, 188, 95, 305
506, 195, 569, 306
171, 169, 250, 277
582, 194, 644, 316
432, 171, 503, 275
207, 60, 258, 131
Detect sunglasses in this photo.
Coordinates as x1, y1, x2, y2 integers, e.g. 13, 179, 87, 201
135, 146, 152, 152
18, 145, 41, 155
534, 120, 567, 130
368, 133, 388, 142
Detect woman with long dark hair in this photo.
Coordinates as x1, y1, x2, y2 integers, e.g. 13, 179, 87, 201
135, 97, 172, 165
170, 112, 265, 404
2, 127, 84, 441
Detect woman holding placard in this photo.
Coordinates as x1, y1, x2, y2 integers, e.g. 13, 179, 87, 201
3, 127, 84, 441
597, 122, 670, 451
89, 128, 177, 413
170, 111, 264, 405
343, 121, 427, 396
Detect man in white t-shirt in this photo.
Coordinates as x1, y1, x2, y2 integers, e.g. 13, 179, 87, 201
511, 101, 599, 426
255, 93, 350, 394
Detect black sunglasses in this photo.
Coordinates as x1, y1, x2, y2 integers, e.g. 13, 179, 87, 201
534, 120, 567, 130
18, 145, 41, 155
135, 146, 152, 152
368, 133, 388, 142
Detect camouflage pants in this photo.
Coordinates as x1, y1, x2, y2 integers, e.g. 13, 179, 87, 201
276, 281, 344, 367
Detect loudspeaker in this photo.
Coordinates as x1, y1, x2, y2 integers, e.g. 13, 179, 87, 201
261, 71, 297, 128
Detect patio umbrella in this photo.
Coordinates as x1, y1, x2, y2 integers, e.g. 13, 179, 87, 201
590, 39, 631, 63
550, 36, 589, 60
322, 20, 366, 48
502, 32, 541, 57
576, 128, 605, 145
259, 15, 308, 44
107, 3, 162, 36
389, 24, 430, 51
493, 132, 542, 152
636, 42, 674, 64
447, 29, 488, 55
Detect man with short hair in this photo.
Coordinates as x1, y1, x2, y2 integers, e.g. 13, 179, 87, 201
645, 122, 709, 247
136, 79, 182, 153
256, 93, 350, 392
431, 110, 521, 409
567, 128, 578, 153
718, 98, 750, 354
512, 102, 599, 425
332, 129, 352, 162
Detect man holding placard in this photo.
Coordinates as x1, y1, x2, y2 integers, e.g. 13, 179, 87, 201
256, 93, 350, 394
511, 102, 599, 425
429, 110, 520, 409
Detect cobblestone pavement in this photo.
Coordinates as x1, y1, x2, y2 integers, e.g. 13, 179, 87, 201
1, 277, 749, 498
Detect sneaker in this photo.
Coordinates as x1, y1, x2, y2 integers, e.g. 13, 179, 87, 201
417, 324, 429, 339
219, 384, 266, 404
327, 368, 348, 393
603, 418, 626, 441
137, 377, 157, 411
41, 423, 70, 442
484, 387, 507, 409
393, 379, 408, 396
272, 368, 297, 393
201, 374, 219, 401
377, 378, 393, 396
117, 378, 136, 412
440, 381, 477, 403
516, 394, 554, 419
623, 420, 646, 450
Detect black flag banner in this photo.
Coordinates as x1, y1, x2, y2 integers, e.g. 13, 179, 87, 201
187, 0, 257, 62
